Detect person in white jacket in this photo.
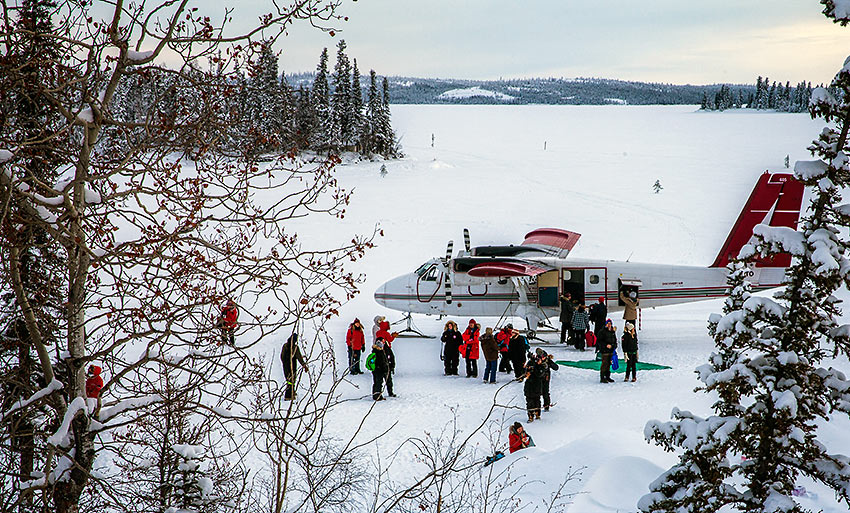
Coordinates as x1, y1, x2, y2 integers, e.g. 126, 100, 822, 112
372, 315, 385, 343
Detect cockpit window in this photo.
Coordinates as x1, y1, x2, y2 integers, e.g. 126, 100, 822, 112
423, 266, 439, 281
415, 262, 433, 277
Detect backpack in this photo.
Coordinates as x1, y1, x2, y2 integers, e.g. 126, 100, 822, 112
585, 331, 597, 348
365, 352, 376, 372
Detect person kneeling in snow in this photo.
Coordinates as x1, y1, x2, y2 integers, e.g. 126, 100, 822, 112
509, 422, 534, 453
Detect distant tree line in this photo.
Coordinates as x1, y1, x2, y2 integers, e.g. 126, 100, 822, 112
108, 40, 398, 160
701, 76, 818, 112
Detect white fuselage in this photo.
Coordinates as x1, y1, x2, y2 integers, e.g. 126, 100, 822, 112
374, 257, 785, 326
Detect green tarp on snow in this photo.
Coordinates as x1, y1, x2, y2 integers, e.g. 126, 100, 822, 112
555, 360, 672, 372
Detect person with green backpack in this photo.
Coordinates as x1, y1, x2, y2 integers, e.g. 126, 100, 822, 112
369, 337, 389, 401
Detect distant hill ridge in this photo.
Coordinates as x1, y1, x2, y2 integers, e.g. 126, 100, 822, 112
287, 73, 754, 105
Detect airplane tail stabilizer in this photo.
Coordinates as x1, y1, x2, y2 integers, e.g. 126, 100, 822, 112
710, 172, 804, 268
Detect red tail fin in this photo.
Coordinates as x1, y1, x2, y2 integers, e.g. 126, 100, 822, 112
710, 172, 804, 268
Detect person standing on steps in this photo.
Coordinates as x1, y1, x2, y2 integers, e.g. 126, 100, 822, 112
622, 322, 639, 382
597, 320, 617, 384
508, 329, 530, 379
280, 333, 308, 400
461, 319, 481, 378
346, 318, 365, 375
441, 320, 463, 376
559, 292, 574, 344
480, 327, 499, 384
620, 290, 639, 334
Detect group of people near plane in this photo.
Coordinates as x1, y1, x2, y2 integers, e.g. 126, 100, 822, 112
345, 316, 401, 401
560, 290, 640, 383
440, 319, 559, 422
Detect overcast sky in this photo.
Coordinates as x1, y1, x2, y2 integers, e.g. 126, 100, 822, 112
248, 0, 850, 85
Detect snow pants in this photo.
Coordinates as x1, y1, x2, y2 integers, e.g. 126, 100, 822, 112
348, 348, 362, 374
511, 355, 527, 379
372, 370, 386, 400
386, 372, 394, 395
499, 352, 512, 373
600, 352, 613, 382
542, 379, 551, 409
625, 352, 637, 380
465, 358, 478, 378
483, 360, 498, 383
524, 383, 542, 419
284, 366, 298, 400
444, 348, 459, 375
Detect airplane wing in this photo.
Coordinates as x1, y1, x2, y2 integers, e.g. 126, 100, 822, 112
467, 261, 550, 277
521, 228, 581, 258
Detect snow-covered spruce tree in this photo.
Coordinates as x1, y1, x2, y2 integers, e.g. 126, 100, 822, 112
361, 70, 382, 157
350, 58, 364, 153
294, 84, 316, 150
312, 47, 333, 152
0, 2, 372, 512
641, 57, 850, 513
331, 40, 354, 150
247, 44, 285, 155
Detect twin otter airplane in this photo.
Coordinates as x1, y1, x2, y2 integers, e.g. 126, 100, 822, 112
375, 172, 805, 337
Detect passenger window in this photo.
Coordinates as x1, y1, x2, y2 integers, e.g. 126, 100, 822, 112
589, 275, 600, 284
563, 271, 572, 280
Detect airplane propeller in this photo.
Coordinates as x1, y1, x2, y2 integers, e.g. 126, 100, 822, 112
444, 240, 454, 304
463, 228, 471, 254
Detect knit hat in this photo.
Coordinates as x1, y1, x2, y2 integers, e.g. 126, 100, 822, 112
605, 318, 613, 324
468, 318, 476, 325
598, 297, 605, 303
535, 348, 546, 357
485, 327, 493, 335
505, 323, 513, 330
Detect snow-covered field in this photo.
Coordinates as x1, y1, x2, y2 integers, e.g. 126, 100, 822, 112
279, 105, 850, 512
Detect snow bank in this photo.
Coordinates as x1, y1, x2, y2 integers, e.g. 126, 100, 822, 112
437, 86, 515, 101
568, 456, 664, 512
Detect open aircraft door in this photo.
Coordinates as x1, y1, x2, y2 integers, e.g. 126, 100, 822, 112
415, 262, 443, 303
618, 278, 642, 305
561, 267, 607, 305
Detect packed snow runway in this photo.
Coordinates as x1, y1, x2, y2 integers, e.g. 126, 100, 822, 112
274, 105, 850, 512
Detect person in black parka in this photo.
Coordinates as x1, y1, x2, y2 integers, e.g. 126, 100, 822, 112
370, 338, 389, 401
559, 292, 574, 344
441, 321, 463, 376
522, 352, 548, 422
597, 320, 618, 384
589, 297, 607, 337
281, 333, 308, 400
508, 329, 530, 379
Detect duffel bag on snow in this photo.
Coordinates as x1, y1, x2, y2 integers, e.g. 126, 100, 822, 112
585, 331, 596, 347
365, 352, 376, 371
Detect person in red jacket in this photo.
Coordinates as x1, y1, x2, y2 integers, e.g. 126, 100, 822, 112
86, 365, 104, 415
496, 324, 513, 374
508, 422, 534, 453
375, 321, 399, 397
461, 319, 480, 378
217, 299, 238, 345
346, 318, 366, 375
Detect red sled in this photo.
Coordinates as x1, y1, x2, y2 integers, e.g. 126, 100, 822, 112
585, 332, 597, 347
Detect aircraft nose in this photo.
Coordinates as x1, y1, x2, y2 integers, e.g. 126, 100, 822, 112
374, 280, 389, 307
